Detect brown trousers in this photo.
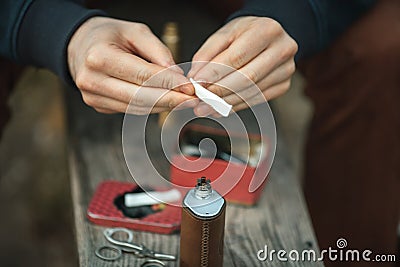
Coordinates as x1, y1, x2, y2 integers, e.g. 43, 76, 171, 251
301, 0, 400, 266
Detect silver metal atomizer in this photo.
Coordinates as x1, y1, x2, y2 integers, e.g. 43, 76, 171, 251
180, 177, 226, 267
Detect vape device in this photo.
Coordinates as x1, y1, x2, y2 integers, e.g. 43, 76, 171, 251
180, 177, 226, 267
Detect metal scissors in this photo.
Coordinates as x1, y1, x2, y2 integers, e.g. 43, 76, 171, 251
95, 228, 176, 265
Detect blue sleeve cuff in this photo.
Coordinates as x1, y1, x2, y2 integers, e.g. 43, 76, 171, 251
17, 0, 107, 85
227, 0, 322, 60
228, 0, 377, 60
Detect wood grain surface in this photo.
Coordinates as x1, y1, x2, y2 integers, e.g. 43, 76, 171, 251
66, 87, 324, 267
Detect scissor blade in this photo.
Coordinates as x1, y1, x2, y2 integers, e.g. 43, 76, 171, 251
153, 252, 176, 261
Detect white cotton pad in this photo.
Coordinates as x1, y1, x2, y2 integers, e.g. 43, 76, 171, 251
124, 189, 181, 207
190, 78, 232, 117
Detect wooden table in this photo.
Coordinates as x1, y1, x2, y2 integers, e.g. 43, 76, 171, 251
66, 88, 324, 267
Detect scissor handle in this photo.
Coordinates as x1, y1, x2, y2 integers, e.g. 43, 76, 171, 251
95, 245, 122, 261
103, 227, 143, 252
102, 227, 176, 261
103, 228, 134, 243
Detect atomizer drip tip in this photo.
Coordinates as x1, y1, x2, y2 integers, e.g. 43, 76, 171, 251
194, 177, 212, 199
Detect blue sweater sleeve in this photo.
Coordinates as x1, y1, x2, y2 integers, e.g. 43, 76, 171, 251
0, 0, 106, 84
1, 0, 377, 83
228, 0, 377, 60
0, 0, 33, 60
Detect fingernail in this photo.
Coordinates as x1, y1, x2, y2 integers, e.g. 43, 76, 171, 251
187, 64, 198, 78
187, 68, 196, 78
195, 104, 213, 116
212, 113, 222, 118
181, 84, 194, 95
177, 98, 198, 109
161, 60, 173, 68
189, 79, 208, 92
194, 78, 209, 87
170, 65, 184, 74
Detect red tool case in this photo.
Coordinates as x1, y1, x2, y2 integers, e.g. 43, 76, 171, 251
87, 180, 181, 234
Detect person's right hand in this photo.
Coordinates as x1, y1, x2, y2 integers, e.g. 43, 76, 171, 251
67, 17, 196, 114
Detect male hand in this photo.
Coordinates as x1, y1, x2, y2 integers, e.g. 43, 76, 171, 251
68, 17, 196, 114
188, 16, 298, 116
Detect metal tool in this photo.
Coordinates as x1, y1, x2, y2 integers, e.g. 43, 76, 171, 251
95, 227, 176, 264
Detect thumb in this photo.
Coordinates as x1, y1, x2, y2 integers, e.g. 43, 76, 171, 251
188, 31, 231, 77
124, 22, 180, 70
123, 23, 194, 94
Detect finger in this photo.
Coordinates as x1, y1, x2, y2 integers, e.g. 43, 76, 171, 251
94, 107, 173, 115
123, 23, 185, 75
227, 78, 291, 108
85, 45, 194, 94
188, 30, 231, 77
250, 60, 295, 92
193, 102, 217, 117
191, 29, 272, 83
76, 72, 133, 104
194, 79, 291, 117
82, 91, 127, 113
204, 44, 294, 98
174, 98, 200, 110
82, 92, 171, 114
94, 108, 117, 114
126, 105, 171, 115
219, 76, 287, 108
141, 86, 198, 110
231, 79, 291, 112
205, 57, 295, 99
123, 23, 176, 68
78, 73, 197, 109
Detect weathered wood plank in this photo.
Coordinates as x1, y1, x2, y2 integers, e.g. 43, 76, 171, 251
66, 87, 323, 266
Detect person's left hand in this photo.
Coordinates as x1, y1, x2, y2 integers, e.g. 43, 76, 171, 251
188, 16, 298, 116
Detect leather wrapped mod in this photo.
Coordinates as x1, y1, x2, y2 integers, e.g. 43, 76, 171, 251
180, 202, 226, 267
